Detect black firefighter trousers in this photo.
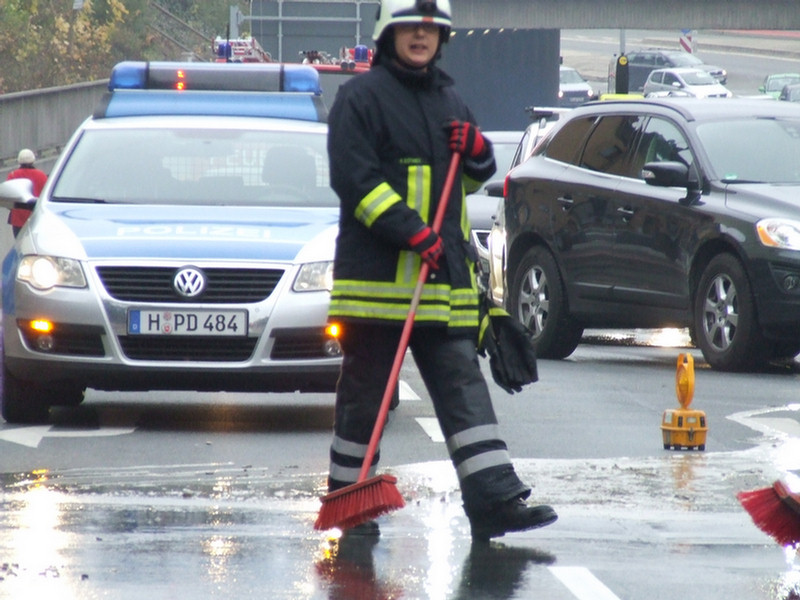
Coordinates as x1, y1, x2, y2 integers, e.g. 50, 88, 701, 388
326, 322, 531, 516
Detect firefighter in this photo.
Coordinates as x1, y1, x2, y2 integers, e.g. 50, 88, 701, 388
324, 0, 557, 541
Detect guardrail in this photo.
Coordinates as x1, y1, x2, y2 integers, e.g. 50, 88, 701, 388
0, 80, 109, 178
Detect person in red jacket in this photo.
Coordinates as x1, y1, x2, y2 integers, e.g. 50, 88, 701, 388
6, 148, 47, 235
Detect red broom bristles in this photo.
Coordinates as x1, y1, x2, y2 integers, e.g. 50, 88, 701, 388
737, 479, 800, 547
314, 474, 405, 531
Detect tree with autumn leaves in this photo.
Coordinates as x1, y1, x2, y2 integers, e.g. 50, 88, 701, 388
0, 0, 241, 94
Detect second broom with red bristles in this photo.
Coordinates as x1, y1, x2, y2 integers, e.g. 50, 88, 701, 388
314, 153, 461, 532
737, 474, 800, 548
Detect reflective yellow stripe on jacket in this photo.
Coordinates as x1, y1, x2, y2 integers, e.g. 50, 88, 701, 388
331, 165, 480, 329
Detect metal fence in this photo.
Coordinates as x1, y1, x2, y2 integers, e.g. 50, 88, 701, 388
0, 80, 109, 179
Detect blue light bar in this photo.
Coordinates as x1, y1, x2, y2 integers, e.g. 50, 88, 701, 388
108, 61, 322, 94
95, 90, 327, 122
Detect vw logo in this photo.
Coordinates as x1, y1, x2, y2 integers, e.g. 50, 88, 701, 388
173, 267, 206, 298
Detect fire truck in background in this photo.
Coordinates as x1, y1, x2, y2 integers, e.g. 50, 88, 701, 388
213, 36, 272, 63
301, 45, 372, 100
301, 44, 372, 73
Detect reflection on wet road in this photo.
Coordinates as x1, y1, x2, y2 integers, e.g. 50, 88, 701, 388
0, 440, 798, 598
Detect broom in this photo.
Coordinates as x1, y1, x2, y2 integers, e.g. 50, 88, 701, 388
737, 475, 800, 547
315, 152, 461, 531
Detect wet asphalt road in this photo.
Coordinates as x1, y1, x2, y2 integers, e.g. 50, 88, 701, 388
0, 337, 798, 599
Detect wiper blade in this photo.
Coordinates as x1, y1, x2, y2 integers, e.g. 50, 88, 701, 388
51, 196, 109, 204
721, 178, 764, 184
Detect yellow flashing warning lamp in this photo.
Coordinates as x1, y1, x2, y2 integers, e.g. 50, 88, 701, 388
661, 353, 708, 451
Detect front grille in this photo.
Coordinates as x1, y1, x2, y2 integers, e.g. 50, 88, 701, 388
96, 266, 284, 303
119, 336, 258, 361
270, 328, 333, 359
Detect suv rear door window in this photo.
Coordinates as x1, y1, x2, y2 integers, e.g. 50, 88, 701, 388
543, 116, 596, 165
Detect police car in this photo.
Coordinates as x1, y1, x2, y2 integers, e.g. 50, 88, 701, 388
0, 61, 343, 423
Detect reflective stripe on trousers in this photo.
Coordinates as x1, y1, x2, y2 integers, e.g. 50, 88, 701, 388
326, 323, 530, 512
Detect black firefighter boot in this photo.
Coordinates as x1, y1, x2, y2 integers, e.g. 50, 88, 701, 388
468, 498, 558, 542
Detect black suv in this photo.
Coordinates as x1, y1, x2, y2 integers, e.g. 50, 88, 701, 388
624, 49, 727, 92
490, 98, 800, 371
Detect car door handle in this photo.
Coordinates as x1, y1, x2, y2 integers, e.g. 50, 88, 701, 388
617, 206, 635, 216
617, 205, 635, 222
557, 195, 573, 209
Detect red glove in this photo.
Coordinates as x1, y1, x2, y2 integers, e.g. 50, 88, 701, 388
408, 226, 443, 270
448, 120, 488, 159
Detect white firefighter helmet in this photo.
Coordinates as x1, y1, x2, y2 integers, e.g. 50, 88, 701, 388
372, 0, 452, 43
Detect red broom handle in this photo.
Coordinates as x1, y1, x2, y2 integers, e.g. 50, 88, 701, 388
357, 152, 462, 482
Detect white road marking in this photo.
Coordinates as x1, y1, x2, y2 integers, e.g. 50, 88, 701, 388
415, 417, 444, 442
0, 426, 135, 448
728, 403, 800, 438
549, 566, 622, 600
399, 380, 420, 401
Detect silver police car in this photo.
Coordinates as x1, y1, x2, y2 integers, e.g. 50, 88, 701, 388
0, 62, 343, 423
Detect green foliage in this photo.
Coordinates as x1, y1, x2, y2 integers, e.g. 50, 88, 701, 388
0, 0, 244, 93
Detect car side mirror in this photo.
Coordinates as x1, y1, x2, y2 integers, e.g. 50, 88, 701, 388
642, 161, 689, 188
643, 161, 701, 205
485, 180, 505, 198
0, 178, 36, 210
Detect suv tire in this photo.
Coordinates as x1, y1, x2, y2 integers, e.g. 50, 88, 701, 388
693, 253, 769, 371
510, 246, 583, 359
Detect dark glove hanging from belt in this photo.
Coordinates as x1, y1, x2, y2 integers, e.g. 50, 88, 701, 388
477, 295, 538, 394
408, 225, 443, 270
447, 120, 490, 161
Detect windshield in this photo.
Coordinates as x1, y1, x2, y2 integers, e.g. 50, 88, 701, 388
696, 118, 800, 183
560, 69, 586, 84
670, 53, 703, 67
681, 71, 716, 85
52, 127, 337, 207
767, 75, 800, 92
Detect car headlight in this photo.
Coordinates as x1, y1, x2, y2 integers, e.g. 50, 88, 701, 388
756, 219, 800, 250
17, 255, 87, 291
292, 260, 333, 292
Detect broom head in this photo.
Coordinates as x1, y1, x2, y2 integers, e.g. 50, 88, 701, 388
314, 474, 405, 531
737, 479, 800, 547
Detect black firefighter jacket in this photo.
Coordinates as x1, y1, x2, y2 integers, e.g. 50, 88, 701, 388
327, 59, 496, 335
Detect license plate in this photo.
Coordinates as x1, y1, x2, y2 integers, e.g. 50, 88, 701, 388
128, 309, 247, 336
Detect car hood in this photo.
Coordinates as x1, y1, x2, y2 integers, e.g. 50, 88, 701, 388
27, 203, 340, 262
724, 183, 800, 219
466, 190, 501, 230
560, 83, 592, 92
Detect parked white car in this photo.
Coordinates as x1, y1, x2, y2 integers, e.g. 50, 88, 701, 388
643, 67, 732, 99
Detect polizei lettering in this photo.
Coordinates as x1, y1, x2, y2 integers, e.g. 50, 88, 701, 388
116, 225, 272, 239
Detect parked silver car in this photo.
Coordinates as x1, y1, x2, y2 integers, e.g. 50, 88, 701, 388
643, 67, 732, 99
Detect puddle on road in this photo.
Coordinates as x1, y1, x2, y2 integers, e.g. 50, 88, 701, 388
0, 440, 798, 598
